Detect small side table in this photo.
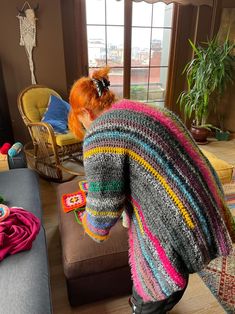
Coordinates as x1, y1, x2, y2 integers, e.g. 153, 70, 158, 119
7, 150, 27, 169
0, 151, 27, 172
0, 153, 9, 171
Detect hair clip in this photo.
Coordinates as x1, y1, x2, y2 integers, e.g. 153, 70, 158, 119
92, 78, 110, 97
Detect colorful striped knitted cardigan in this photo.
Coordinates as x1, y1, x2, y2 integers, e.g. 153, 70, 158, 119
82, 100, 234, 302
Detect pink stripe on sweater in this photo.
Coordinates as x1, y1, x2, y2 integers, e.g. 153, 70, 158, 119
114, 101, 232, 253
128, 225, 150, 301
131, 197, 186, 288
113, 100, 221, 206
130, 227, 166, 301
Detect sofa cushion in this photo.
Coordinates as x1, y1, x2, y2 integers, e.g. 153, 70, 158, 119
0, 169, 52, 314
0, 168, 42, 220
200, 148, 233, 184
0, 229, 52, 314
54, 132, 81, 147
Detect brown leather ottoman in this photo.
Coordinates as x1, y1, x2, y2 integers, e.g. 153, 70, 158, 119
57, 179, 132, 306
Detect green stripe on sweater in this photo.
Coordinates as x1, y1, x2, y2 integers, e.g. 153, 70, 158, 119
89, 180, 124, 192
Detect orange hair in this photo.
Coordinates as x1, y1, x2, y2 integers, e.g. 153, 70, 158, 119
69, 67, 117, 140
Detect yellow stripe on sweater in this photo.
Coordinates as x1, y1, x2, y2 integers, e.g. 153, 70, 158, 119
133, 204, 144, 235
84, 147, 195, 229
86, 207, 123, 217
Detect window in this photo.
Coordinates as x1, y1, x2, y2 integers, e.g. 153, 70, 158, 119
86, 0, 124, 97
85, 0, 174, 106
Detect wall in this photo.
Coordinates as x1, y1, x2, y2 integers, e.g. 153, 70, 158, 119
0, 0, 68, 144
0, 61, 14, 145
217, 0, 235, 132
0, 0, 234, 143
169, 4, 213, 119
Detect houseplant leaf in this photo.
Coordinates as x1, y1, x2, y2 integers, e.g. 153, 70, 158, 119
178, 36, 235, 136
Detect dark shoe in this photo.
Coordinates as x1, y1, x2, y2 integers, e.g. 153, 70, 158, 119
129, 296, 140, 314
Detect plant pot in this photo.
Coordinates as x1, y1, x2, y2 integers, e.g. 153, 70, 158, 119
215, 130, 230, 141
190, 125, 209, 144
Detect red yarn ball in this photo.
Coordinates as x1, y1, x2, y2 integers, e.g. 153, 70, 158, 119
0, 143, 11, 154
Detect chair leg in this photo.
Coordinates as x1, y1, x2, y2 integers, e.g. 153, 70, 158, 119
24, 141, 85, 182
24, 142, 62, 182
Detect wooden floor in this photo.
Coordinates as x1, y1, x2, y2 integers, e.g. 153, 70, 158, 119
40, 138, 235, 314
198, 138, 235, 166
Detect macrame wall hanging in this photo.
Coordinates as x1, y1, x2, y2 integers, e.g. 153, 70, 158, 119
17, 2, 39, 84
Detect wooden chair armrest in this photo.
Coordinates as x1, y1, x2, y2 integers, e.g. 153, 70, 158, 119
27, 121, 54, 133
27, 122, 57, 148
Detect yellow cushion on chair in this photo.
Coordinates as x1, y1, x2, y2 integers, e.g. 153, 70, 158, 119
201, 148, 233, 184
55, 132, 81, 147
22, 87, 61, 122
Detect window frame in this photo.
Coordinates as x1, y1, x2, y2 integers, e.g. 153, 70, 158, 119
77, 0, 178, 107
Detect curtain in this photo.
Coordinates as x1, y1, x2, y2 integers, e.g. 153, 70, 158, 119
132, 0, 213, 6
217, 8, 235, 55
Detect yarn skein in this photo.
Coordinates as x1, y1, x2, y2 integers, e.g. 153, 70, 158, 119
0, 204, 10, 222
8, 142, 23, 158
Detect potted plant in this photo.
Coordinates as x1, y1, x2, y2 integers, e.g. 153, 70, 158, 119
178, 37, 235, 143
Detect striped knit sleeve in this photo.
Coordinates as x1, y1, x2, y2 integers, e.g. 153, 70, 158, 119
82, 148, 126, 242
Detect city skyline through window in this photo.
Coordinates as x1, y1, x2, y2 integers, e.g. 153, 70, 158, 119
86, 0, 174, 105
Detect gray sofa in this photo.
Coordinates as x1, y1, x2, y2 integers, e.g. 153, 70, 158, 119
0, 168, 52, 314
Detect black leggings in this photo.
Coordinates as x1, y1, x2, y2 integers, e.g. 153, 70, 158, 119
130, 275, 189, 314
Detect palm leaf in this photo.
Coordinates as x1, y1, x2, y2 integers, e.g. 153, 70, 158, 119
177, 36, 234, 127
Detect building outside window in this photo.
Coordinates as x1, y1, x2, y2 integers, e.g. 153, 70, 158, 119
85, 0, 174, 107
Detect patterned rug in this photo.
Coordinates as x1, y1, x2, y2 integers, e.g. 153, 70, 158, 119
198, 174, 235, 314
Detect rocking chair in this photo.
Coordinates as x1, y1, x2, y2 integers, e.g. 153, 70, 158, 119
18, 85, 84, 182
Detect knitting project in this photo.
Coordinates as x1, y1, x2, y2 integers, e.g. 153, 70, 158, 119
82, 99, 234, 302
61, 191, 86, 213
0, 204, 10, 222
74, 208, 85, 225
